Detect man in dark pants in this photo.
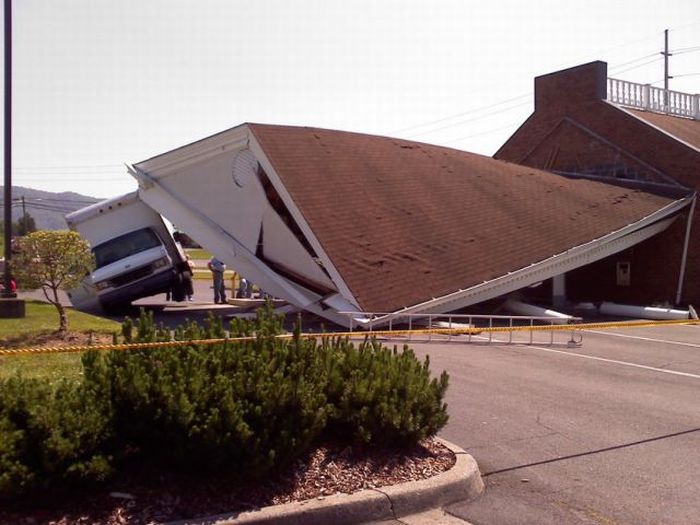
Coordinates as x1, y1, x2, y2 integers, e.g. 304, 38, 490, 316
207, 256, 227, 304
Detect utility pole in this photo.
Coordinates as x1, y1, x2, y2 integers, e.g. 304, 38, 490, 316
20, 195, 26, 234
3, 0, 14, 298
1, 0, 24, 317
661, 28, 673, 108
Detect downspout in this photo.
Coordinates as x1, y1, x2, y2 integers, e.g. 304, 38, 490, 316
676, 193, 697, 305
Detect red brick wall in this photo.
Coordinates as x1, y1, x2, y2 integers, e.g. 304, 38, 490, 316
496, 62, 700, 307
565, 213, 688, 305
535, 61, 607, 111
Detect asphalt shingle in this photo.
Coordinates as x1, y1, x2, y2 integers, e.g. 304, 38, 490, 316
249, 124, 676, 312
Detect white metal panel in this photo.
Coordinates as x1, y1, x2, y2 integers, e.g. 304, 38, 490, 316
136, 179, 317, 306
157, 150, 266, 252
65, 192, 174, 250
131, 127, 352, 319
261, 207, 336, 289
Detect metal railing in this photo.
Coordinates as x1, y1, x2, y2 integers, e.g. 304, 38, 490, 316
607, 77, 700, 120
339, 311, 584, 347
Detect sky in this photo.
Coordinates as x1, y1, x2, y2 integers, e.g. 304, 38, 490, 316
1, 0, 699, 199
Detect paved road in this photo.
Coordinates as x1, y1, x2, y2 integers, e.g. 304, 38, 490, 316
400, 325, 700, 525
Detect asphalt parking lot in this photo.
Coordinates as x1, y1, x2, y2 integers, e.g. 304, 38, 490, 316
399, 323, 700, 525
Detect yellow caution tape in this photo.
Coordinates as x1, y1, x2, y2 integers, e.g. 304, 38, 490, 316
0, 318, 697, 357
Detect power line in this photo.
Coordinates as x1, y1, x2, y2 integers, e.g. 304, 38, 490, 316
442, 121, 523, 145
389, 93, 532, 136
610, 56, 663, 76
392, 47, 682, 142
672, 46, 700, 54
609, 52, 661, 71
405, 101, 531, 139
15, 176, 128, 181
1, 201, 79, 211
14, 197, 96, 205
14, 164, 123, 170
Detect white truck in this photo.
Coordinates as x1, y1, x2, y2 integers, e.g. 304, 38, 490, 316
65, 191, 190, 313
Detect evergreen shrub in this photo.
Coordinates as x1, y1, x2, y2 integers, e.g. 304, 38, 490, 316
323, 336, 449, 446
0, 303, 450, 498
83, 308, 328, 476
0, 375, 113, 499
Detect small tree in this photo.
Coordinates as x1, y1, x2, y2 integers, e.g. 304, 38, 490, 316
14, 231, 94, 334
15, 213, 37, 236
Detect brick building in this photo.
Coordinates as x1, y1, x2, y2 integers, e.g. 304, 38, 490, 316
496, 61, 700, 308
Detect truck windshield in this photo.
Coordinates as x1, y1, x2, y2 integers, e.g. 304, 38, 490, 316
93, 228, 162, 268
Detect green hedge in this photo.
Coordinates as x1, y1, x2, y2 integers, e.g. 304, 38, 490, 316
0, 304, 449, 499
0, 375, 113, 498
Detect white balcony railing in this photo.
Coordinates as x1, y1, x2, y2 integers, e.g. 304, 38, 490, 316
607, 77, 700, 120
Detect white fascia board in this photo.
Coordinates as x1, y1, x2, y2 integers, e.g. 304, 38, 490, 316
364, 196, 692, 326
247, 133, 361, 310
135, 124, 251, 177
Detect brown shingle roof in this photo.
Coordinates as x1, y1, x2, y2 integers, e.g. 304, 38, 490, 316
624, 109, 700, 151
249, 124, 676, 313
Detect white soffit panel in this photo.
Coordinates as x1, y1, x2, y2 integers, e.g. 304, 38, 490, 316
262, 208, 336, 290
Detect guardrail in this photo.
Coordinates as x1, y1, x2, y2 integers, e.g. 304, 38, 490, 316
339, 311, 585, 347
607, 77, 700, 120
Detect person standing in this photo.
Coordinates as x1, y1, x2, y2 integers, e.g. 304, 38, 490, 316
184, 255, 195, 301
207, 256, 227, 304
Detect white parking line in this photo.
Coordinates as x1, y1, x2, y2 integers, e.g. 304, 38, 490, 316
522, 344, 700, 380
587, 329, 700, 349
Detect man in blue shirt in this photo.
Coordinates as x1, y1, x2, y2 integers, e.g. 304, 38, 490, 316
207, 256, 227, 304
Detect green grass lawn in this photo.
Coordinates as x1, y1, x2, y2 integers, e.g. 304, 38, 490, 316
0, 301, 121, 382
192, 269, 237, 281
0, 352, 85, 383
185, 248, 213, 260
0, 301, 120, 340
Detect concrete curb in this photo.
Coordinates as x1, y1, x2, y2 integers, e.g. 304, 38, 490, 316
167, 438, 483, 525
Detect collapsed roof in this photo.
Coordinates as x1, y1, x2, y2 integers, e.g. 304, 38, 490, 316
131, 123, 691, 326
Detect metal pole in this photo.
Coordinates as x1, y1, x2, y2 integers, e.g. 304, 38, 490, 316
675, 194, 696, 304
20, 195, 25, 231
663, 29, 669, 93
661, 28, 673, 109
3, 0, 15, 298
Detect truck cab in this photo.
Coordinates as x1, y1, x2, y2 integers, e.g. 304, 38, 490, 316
65, 192, 189, 313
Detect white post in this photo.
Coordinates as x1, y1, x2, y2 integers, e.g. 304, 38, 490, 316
552, 273, 566, 308
693, 94, 700, 120
642, 84, 651, 111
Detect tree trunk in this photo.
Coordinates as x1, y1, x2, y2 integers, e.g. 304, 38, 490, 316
51, 286, 68, 334
57, 303, 67, 334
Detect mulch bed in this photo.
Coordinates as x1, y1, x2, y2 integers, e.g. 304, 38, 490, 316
0, 438, 455, 525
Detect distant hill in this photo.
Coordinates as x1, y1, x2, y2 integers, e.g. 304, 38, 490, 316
0, 186, 101, 230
